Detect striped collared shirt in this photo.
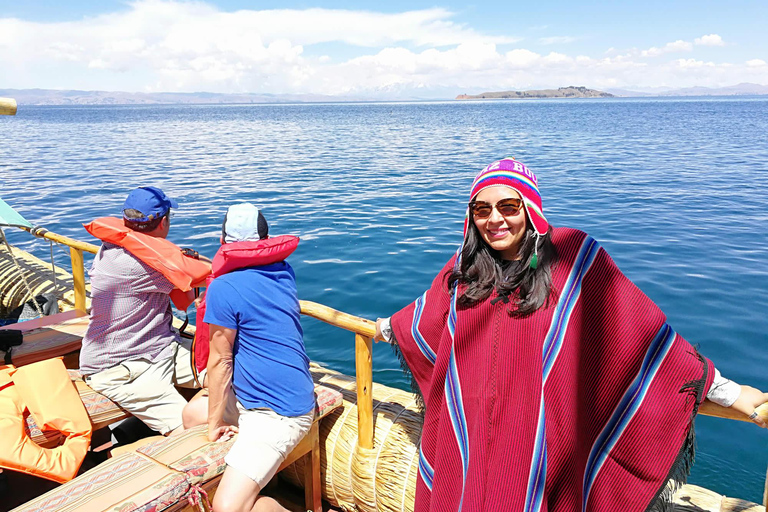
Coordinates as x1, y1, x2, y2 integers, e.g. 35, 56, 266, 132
79, 242, 178, 375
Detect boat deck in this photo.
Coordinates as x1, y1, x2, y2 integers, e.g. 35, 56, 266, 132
2, 459, 762, 512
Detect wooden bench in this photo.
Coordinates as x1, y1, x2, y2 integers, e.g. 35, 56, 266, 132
0, 310, 88, 368
17, 382, 343, 512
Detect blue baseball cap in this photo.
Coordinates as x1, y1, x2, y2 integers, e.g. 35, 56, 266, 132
122, 186, 179, 222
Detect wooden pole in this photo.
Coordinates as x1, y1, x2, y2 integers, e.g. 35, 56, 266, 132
355, 333, 374, 449
69, 247, 86, 312
699, 400, 768, 423
300, 300, 376, 338
0, 97, 17, 116
21, 226, 99, 254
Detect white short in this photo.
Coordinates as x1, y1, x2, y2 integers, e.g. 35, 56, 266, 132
224, 401, 314, 489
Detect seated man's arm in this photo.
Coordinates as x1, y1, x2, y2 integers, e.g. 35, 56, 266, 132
207, 324, 237, 441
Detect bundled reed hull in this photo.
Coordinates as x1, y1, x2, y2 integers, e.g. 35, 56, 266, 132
282, 364, 421, 512
0, 242, 81, 315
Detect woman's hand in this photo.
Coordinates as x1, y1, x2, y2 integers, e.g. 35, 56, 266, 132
729, 386, 768, 428
208, 424, 238, 442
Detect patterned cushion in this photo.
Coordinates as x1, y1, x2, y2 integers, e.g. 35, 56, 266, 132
315, 384, 344, 420
25, 371, 130, 447
11, 452, 189, 512
137, 385, 343, 484
72, 377, 131, 430
17, 380, 343, 510
139, 425, 233, 485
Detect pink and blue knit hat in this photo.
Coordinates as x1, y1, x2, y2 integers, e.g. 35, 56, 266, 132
468, 158, 549, 236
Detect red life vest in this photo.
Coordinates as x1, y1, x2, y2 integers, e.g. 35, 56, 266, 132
192, 235, 299, 383
83, 217, 211, 311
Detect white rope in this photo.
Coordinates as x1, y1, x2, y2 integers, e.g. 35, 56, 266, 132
48, 240, 59, 294
0, 226, 43, 318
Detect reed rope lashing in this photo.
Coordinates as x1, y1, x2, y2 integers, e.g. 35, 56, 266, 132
346, 387, 399, 508
371, 396, 418, 507
327, 378, 357, 506
0, 226, 43, 318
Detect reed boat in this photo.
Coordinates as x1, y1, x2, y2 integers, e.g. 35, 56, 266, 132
1, 96, 767, 512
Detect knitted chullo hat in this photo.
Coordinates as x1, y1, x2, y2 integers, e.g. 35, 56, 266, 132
467, 157, 549, 236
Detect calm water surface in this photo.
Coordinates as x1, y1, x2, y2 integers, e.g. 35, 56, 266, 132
1, 98, 767, 500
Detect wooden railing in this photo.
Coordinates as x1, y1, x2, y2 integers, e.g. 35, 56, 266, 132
13, 219, 768, 505
20, 227, 98, 312
299, 300, 376, 449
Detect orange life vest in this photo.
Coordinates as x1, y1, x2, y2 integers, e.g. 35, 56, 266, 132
83, 217, 211, 310
0, 358, 92, 483
192, 235, 299, 382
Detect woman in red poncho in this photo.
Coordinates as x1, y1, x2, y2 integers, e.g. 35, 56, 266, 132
373, 157, 767, 512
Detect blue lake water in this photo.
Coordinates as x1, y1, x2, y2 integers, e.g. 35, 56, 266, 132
1, 98, 767, 501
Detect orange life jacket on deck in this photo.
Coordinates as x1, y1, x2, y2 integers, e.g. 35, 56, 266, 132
0, 358, 92, 483
84, 217, 211, 310
192, 235, 299, 383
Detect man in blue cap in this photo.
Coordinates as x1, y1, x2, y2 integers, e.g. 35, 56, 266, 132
79, 186, 200, 438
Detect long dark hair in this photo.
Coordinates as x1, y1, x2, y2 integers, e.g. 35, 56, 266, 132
447, 220, 558, 317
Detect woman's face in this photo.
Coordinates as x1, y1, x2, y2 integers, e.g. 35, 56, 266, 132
472, 186, 528, 260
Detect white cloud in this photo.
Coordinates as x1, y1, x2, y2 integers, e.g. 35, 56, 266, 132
675, 58, 713, 69
505, 49, 541, 67
695, 34, 725, 46
0, 1, 766, 97
641, 40, 693, 57
539, 36, 577, 45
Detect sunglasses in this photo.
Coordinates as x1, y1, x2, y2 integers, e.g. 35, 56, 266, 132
469, 198, 523, 218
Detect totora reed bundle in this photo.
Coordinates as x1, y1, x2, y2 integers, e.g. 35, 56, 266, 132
282, 363, 422, 512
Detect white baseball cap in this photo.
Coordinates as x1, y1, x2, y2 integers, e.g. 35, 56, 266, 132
222, 203, 269, 243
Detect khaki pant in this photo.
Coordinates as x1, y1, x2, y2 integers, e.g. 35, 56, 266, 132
85, 338, 198, 434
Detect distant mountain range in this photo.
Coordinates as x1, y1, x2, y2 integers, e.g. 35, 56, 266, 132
607, 82, 768, 97
0, 88, 347, 106
1, 83, 767, 106
456, 86, 613, 100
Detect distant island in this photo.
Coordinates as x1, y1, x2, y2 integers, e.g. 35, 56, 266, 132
456, 86, 613, 100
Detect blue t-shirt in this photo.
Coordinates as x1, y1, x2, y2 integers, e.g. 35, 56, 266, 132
203, 262, 315, 417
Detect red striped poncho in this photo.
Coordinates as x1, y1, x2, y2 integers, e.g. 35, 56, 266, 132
390, 227, 714, 512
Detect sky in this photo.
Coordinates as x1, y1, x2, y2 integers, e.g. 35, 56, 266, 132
1, 0, 766, 98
